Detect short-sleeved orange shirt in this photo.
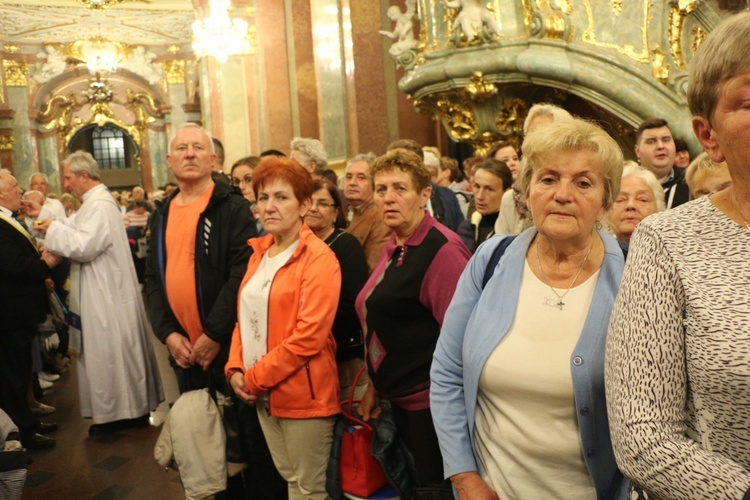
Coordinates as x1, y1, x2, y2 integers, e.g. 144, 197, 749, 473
165, 185, 214, 345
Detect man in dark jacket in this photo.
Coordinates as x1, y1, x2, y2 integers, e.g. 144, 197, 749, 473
145, 123, 254, 391
144, 124, 287, 500
0, 171, 60, 450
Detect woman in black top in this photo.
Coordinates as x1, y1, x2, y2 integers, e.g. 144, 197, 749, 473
457, 158, 513, 252
305, 179, 369, 398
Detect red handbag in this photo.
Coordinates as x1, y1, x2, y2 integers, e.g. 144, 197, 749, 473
340, 366, 389, 498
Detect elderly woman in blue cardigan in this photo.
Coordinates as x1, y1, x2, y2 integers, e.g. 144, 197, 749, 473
431, 118, 628, 499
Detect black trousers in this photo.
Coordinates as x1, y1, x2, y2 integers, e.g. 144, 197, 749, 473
391, 405, 452, 492
172, 364, 287, 500
0, 326, 36, 435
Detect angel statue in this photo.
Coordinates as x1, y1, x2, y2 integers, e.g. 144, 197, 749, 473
379, 0, 418, 58
33, 45, 67, 84
445, 0, 501, 43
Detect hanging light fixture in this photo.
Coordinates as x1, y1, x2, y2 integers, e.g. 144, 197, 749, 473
192, 0, 253, 63
81, 37, 121, 76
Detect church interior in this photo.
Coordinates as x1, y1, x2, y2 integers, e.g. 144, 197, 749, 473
0, 0, 747, 498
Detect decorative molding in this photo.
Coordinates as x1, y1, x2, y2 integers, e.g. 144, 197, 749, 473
465, 71, 497, 103
581, 0, 650, 63
650, 45, 669, 84
3, 43, 19, 54
3, 60, 27, 86
0, 4, 193, 45
690, 26, 707, 52
610, 0, 623, 15
0, 133, 14, 151
163, 60, 185, 84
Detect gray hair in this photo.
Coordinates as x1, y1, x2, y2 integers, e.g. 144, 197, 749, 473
620, 164, 666, 212
346, 152, 376, 169
523, 103, 573, 135
291, 137, 328, 172
168, 123, 215, 155
64, 151, 101, 180
22, 190, 45, 205
28, 172, 49, 185
688, 11, 750, 123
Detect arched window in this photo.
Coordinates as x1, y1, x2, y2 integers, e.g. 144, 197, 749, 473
92, 126, 127, 169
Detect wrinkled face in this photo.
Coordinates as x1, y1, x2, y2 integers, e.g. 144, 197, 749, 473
493, 146, 520, 180
257, 179, 310, 239
29, 175, 49, 196
167, 128, 216, 183
702, 70, 750, 176
231, 164, 255, 203
692, 169, 733, 198
305, 188, 338, 233
635, 126, 676, 180
426, 165, 439, 183
344, 161, 373, 205
527, 150, 607, 244
607, 176, 659, 242
374, 168, 431, 237
473, 169, 505, 215
62, 166, 87, 200
0, 174, 23, 212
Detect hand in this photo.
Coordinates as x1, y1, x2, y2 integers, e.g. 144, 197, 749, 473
44, 278, 55, 293
356, 382, 382, 420
190, 333, 220, 371
34, 219, 54, 235
229, 371, 258, 406
165, 333, 193, 369
451, 472, 499, 500
20, 199, 42, 218
41, 249, 62, 268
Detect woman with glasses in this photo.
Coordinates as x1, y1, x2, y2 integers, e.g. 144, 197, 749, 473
305, 180, 370, 398
231, 156, 263, 235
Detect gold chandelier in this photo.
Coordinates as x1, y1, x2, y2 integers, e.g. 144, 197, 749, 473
192, 0, 254, 63
76, 0, 151, 10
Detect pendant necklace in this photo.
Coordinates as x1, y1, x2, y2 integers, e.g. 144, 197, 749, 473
732, 191, 750, 230
536, 237, 593, 311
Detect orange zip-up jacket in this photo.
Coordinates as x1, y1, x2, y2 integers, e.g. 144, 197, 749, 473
226, 224, 341, 419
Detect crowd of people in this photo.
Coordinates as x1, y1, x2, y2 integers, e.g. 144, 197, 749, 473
2, 11, 750, 500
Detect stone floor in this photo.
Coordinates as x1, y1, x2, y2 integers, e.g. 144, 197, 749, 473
21, 337, 184, 499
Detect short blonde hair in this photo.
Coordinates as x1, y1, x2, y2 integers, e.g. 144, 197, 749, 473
523, 103, 573, 135
685, 152, 730, 194
519, 118, 623, 211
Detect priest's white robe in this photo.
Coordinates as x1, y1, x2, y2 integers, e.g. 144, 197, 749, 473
43, 184, 164, 424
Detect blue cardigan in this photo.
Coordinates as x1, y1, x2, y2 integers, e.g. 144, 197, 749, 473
430, 228, 628, 499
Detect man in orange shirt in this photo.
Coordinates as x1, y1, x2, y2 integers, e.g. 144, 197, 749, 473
145, 123, 254, 390
145, 124, 286, 497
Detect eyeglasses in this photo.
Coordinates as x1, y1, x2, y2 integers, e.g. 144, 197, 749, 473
231, 176, 252, 187
311, 200, 336, 209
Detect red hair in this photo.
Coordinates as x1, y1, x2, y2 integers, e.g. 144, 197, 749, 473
252, 157, 314, 203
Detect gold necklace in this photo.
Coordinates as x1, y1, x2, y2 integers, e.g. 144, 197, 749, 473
733, 191, 750, 230
535, 237, 594, 311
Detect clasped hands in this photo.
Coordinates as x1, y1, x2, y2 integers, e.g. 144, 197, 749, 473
165, 331, 220, 371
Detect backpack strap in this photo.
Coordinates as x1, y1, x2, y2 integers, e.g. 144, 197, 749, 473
481, 235, 516, 289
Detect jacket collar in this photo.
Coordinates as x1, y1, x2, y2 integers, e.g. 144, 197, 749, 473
249, 222, 315, 260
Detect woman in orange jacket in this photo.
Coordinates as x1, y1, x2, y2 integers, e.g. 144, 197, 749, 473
226, 157, 341, 500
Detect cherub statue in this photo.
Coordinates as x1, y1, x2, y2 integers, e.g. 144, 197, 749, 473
379, 0, 418, 57
444, 0, 501, 43
120, 46, 162, 85
33, 45, 66, 84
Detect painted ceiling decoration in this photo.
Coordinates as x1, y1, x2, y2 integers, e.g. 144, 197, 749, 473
0, 1, 193, 45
